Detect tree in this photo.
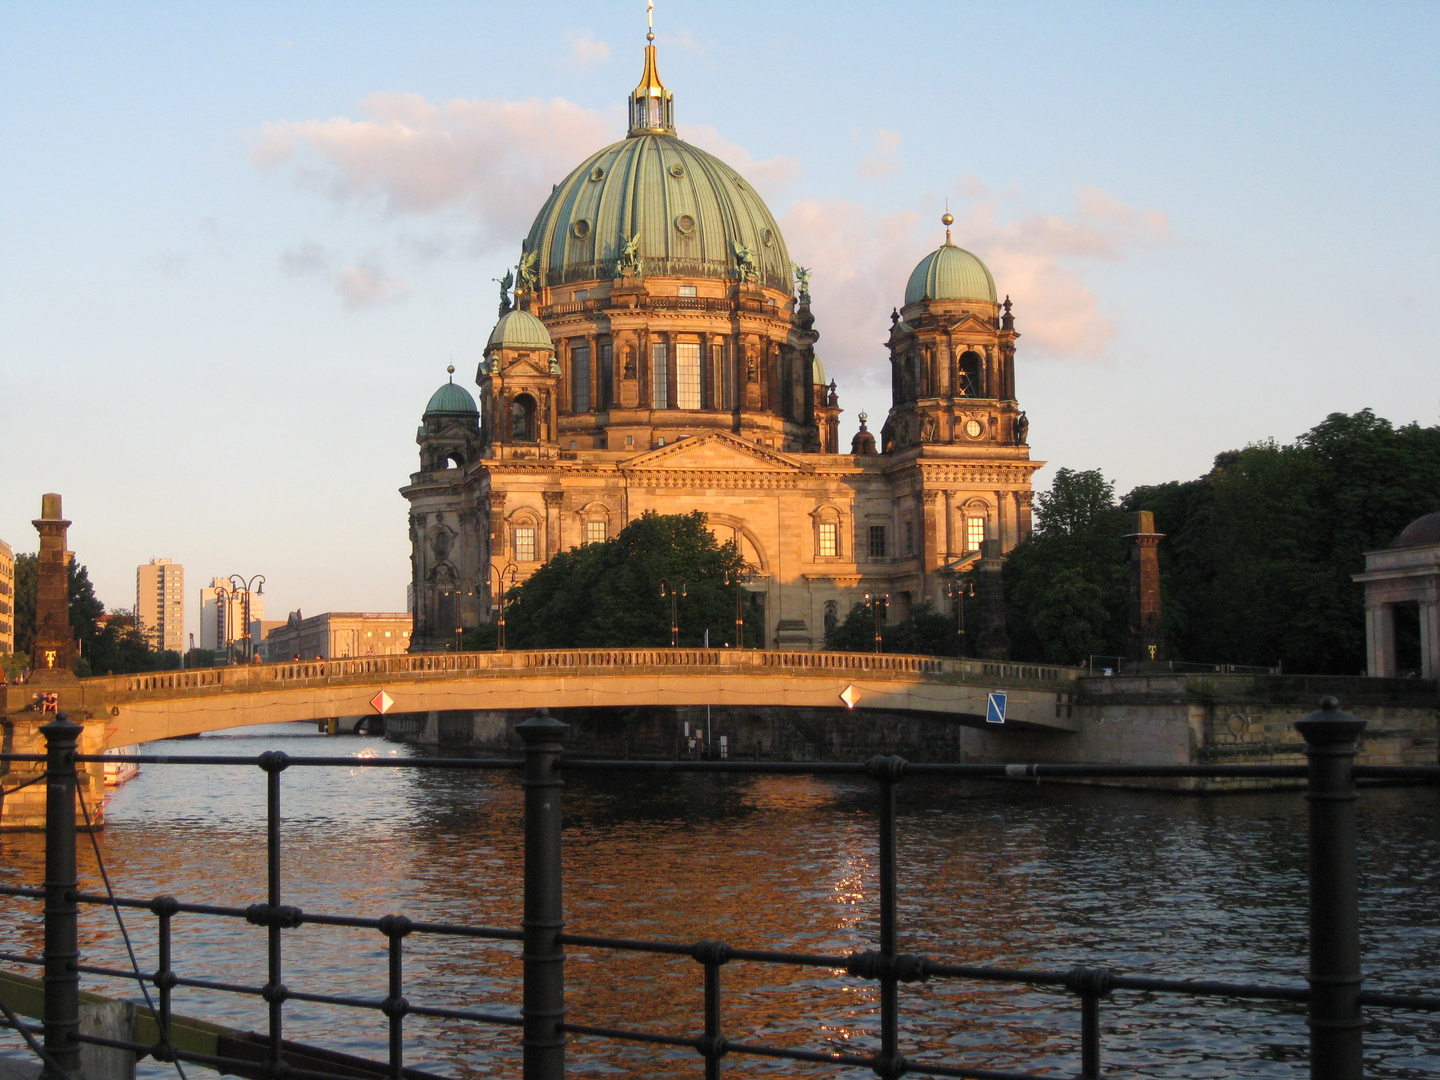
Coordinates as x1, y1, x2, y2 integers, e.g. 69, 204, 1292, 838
824, 600, 960, 656
83, 609, 173, 676
12, 553, 105, 659
1004, 468, 1131, 664
501, 512, 760, 648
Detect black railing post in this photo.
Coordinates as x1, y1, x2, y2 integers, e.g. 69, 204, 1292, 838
150, 895, 180, 1061
516, 709, 569, 1080
41, 713, 83, 1080
258, 750, 291, 1073
692, 941, 731, 1080
379, 914, 413, 1080
866, 755, 907, 1080
1295, 697, 1366, 1080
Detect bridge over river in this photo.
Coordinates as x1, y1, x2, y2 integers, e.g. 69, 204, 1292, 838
54, 649, 1081, 747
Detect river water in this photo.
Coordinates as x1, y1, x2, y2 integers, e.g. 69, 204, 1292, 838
1, 723, 1437, 1078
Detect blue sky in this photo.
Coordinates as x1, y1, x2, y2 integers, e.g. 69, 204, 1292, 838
2, 1, 1437, 641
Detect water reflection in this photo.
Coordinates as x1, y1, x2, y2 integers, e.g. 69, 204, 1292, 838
0, 722, 1435, 1078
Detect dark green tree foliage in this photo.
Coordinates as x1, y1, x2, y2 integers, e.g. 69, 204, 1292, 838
11, 553, 105, 659
82, 610, 177, 676
1003, 468, 1131, 664
1123, 410, 1440, 674
501, 511, 759, 648
825, 600, 960, 656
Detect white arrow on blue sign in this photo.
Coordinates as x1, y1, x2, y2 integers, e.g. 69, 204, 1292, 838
986, 691, 1007, 725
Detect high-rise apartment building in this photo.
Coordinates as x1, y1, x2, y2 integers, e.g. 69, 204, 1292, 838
0, 540, 14, 655
199, 577, 265, 656
136, 558, 185, 655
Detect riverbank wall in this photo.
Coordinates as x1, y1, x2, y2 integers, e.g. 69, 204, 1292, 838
382, 674, 1437, 788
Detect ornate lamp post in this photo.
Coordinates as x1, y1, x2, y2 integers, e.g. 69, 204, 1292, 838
440, 584, 476, 651
863, 591, 889, 654
488, 563, 519, 651
946, 579, 975, 657
659, 580, 687, 647
226, 574, 266, 663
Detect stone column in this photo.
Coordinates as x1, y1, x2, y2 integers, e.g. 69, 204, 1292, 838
1364, 604, 1394, 678
543, 491, 565, 560
976, 538, 1008, 660
30, 494, 76, 679
1420, 599, 1440, 680
1126, 510, 1165, 663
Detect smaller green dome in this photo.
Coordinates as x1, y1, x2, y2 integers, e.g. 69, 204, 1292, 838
487, 309, 554, 352
904, 243, 996, 306
425, 379, 478, 416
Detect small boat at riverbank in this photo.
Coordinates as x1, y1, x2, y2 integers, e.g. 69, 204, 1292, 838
103, 747, 140, 787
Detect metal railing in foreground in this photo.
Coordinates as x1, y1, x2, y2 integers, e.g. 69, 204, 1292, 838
0, 700, 1436, 1080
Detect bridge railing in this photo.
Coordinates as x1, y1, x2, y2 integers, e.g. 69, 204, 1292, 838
112, 650, 1080, 695
1, 701, 1436, 1080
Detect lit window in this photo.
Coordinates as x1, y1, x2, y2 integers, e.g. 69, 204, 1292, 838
818, 521, 838, 557
967, 515, 986, 552
868, 525, 887, 559
584, 520, 607, 545
515, 527, 537, 562
675, 342, 701, 409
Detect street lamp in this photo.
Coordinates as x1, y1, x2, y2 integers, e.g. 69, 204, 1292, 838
659, 580, 687, 647
724, 569, 749, 648
213, 584, 236, 663
440, 585, 475, 651
226, 574, 265, 663
862, 591, 889, 654
488, 563, 519, 650
946, 579, 975, 657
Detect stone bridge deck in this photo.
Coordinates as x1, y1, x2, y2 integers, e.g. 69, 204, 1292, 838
28, 650, 1083, 746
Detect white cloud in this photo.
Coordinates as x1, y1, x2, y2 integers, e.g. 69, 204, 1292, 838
782, 185, 1173, 372
252, 93, 619, 251
857, 129, 902, 180
335, 264, 410, 309
564, 29, 610, 69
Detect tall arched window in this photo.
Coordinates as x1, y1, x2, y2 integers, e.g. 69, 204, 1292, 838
511, 394, 537, 442
958, 351, 984, 397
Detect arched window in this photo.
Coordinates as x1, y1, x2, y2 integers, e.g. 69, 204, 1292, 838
958, 351, 983, 397
512, 394, 537, 442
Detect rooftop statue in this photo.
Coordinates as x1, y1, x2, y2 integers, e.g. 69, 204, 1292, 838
794, 264, 811, 304
517, 251, 538, 292
618, 233, 643, 275
734, 242, 758, 283
495, 270, 514, 315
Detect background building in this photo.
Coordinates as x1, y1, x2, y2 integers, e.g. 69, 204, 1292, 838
262, 612, 412, 661
199, 577, 268, 658
136, 558, 184, 655
402, 39, 1039, 653
0, 540, 13, 655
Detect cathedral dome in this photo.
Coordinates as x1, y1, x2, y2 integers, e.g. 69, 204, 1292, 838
523, 43, 791, 294
486, 309, 554, 352
525, 136, 792, 293
424, 371, 478, 416
904, 241, 996, 306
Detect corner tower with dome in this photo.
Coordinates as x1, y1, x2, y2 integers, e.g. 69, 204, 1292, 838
402, 30, 1041, 654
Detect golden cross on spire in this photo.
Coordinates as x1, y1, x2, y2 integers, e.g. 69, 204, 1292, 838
647, 0, 655, 42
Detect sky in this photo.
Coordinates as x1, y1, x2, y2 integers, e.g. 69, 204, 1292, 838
2, 1, 1437, 644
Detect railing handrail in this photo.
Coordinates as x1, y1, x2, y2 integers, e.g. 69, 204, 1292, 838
103, 649, 1081, 696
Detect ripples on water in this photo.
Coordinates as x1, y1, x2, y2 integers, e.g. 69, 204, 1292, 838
0, 723, 1436, 1078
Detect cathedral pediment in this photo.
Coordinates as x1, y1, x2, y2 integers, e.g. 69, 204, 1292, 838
623, 431, 813, 473
496, 357, 553, 378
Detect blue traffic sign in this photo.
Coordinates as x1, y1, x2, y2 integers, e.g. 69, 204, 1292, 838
986, 691, 1007, 725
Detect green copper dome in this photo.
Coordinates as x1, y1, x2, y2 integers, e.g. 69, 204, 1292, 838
904, 242, 997, 306
524, 133, 793, 293
486, 309, 554, 352
425, 379, 478, 416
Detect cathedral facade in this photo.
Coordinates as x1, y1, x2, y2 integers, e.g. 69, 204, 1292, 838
402, 36, 1041, 653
